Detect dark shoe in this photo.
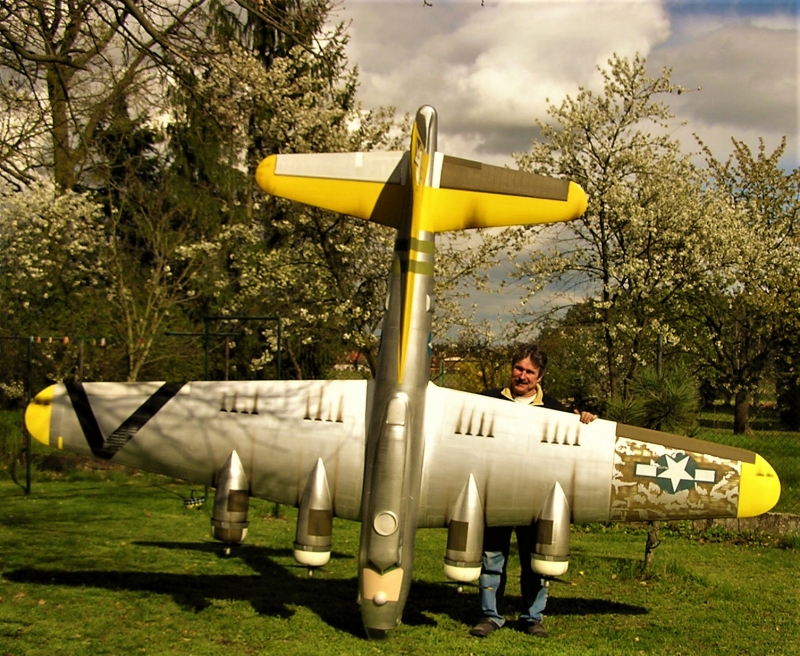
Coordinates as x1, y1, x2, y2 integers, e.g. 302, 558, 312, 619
520, 619, 548, 638
470, 618, 500, 638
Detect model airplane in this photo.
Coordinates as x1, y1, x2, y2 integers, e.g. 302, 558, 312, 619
25, 106, 780, 638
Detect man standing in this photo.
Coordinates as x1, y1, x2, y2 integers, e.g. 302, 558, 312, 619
470, 343, 597, 639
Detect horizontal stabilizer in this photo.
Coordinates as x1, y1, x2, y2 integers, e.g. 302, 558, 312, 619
427, 154, 588, 231
256, 151, 587, 233
256, 152, 407, 228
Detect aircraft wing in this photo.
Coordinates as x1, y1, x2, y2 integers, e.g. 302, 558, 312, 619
256, 152, 588, 232
418, 385, 779, 525
26, 380, 778, 525
26, 380, 370, 520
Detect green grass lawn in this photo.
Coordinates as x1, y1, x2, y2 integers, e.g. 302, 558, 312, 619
1, 476, 798, 655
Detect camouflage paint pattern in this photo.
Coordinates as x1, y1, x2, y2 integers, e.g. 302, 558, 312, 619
610, 437, 740, 521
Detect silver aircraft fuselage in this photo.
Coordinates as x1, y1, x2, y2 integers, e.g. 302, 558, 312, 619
356, 107, 438, 634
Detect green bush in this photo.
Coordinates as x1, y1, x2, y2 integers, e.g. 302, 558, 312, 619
605, 367, 700, 436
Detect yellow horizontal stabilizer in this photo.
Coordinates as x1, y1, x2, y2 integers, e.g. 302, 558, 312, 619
423, 154, 588, 232
256, 151, 588, 234
422, 182, 588, 233
256, 153, 407, 228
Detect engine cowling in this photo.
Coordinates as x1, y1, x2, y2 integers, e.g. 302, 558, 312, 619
294, 458, 333, 567
443, 474, 483, 583
211, 450, 250, 544
531, 481, 570, 577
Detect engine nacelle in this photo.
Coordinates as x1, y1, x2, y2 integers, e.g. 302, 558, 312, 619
531, 481, 570, 577
443, 474, 483, 583
211, 450, 250, 544
294, 458, 333, 567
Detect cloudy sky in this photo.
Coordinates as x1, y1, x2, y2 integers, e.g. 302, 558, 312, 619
330, 0, 798, 168
325, 0, 798, 333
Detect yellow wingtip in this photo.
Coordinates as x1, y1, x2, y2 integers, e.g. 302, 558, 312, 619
738, 453, 781, 518
569, 180, 589, 217
255, 154, 278, 194
25, 385, 55, 446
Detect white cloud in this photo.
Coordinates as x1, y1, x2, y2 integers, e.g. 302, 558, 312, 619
651, 10, 798, 166
336, 0, 672, 162
335, 1, 797, 166
656, 25, 797, 131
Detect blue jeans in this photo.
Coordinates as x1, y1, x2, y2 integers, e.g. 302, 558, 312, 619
479, 524, 548, 626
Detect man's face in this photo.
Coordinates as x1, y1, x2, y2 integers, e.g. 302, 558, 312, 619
509, 356, 543, 398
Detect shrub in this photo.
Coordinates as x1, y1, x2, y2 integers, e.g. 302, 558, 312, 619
605, 366, 700, 436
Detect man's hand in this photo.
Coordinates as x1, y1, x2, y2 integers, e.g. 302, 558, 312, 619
575, 409, 598, 424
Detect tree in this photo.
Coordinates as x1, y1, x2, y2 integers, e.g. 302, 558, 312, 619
513, 54, 706, 397
0, 0, 517, 384
89, 107, 213, 381
168, 30, 403, 379
0, 182, 111, 385
776, 337, 800, 430
604, 366, 700, 435
0, 0, 397, 382
533, 305, 607, 410
681, 137, 800, 433
0, 0, 334, 191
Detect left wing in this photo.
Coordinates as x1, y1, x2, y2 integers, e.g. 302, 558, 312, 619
26, 380, 369, 519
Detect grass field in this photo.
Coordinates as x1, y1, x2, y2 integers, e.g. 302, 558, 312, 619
1, 475, 798, 656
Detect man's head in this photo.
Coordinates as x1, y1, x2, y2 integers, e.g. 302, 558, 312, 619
509, 343, 548, 398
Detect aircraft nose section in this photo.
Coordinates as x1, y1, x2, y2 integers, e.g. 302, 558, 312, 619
737, 453, 780, 518
25, 385, 55, 446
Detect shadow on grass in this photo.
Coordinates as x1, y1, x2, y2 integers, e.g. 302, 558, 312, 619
4, 541, 647, 639
402, 579, 646, 629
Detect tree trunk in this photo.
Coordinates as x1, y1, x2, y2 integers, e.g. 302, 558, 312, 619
285, 339, 303, 380
733, 388, 751, 435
